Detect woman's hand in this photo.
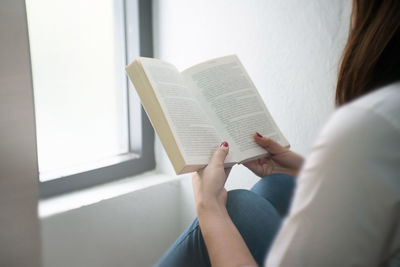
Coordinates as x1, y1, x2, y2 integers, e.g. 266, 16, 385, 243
192, 141, 231, 209
192, 141, 258, 267
244, 132, 304, 177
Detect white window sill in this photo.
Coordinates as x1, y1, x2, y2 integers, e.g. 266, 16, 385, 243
39, 171, 183, 218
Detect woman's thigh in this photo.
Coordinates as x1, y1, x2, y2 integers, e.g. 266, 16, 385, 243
156, 189, 282, 267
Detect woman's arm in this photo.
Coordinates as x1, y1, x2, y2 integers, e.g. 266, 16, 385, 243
196, 201, 257, 267
192, 142, 258, 267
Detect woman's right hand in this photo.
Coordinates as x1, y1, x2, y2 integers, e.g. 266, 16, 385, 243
243, 132, 304, 177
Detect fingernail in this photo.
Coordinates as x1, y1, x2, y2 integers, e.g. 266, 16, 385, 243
220, 141, 229, 147
256, 132, 263, 138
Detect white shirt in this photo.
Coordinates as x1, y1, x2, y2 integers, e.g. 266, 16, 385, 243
266, 82, 400, 267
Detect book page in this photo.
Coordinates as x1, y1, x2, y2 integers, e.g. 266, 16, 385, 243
139, 58, 230, 164
182, 55, 288, 162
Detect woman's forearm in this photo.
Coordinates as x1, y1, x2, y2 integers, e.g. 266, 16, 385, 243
197, 200, 258, 267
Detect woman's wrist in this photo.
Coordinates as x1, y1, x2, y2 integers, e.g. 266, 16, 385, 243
196, 199, 230, 232
196, 197, 226, 216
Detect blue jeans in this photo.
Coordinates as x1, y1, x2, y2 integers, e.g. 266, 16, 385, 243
156, 174, 296, 267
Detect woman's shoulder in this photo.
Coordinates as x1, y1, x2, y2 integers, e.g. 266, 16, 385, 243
303, 81, 400, 188
319, 82, 400, 148
340, 81, 400, 132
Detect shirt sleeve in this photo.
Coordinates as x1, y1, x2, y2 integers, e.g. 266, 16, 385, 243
266, 105, 400, 267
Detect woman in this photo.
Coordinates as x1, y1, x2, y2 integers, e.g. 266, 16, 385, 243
157, 1, 400, 266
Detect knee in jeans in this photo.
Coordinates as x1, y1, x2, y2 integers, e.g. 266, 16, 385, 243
226, 189, 281, 265
227, 189, 254, 206
226, 189, 277, 224
227, 189, 257, 208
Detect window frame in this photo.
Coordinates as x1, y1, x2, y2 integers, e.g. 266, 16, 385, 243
36, 0, 155, 198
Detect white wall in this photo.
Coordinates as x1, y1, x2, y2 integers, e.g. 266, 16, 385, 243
40, 1, 351, 267
153, 0, 350, 190
41, 179, 184, 267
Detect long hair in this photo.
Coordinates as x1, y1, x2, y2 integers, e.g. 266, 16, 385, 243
336, 0, 400, 106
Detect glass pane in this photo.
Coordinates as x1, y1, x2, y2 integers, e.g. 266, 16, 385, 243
26, 0, 128, 181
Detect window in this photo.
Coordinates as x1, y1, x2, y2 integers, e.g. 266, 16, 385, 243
26, 0, 155, 198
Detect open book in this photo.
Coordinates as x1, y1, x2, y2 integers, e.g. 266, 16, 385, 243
125, 55, 288, 174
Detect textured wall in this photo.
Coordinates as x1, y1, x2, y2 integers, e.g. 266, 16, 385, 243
153, 0, 350, 190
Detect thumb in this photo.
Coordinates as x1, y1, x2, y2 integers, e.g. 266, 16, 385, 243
209, 141, 229, 167
254, 133, 287, 155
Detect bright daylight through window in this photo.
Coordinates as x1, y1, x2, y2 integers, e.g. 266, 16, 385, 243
25, 0, 154, 197
26, 0, 128, 181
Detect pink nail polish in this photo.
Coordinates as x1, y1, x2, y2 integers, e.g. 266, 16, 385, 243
256, 132, 263, 138
220, 141, 229, 147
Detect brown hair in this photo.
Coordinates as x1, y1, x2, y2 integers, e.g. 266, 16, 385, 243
336, 0, 400, 106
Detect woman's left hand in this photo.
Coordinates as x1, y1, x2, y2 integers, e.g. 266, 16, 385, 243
192, 141, 232, 209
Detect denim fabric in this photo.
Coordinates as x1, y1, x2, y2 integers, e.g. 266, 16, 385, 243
155, 174, 296, 267
250, 173, 296, 218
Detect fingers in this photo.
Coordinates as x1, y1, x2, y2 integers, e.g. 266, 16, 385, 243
209, 141, 229, 167
243, 161, 254, 169
254, 132, 287, 155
